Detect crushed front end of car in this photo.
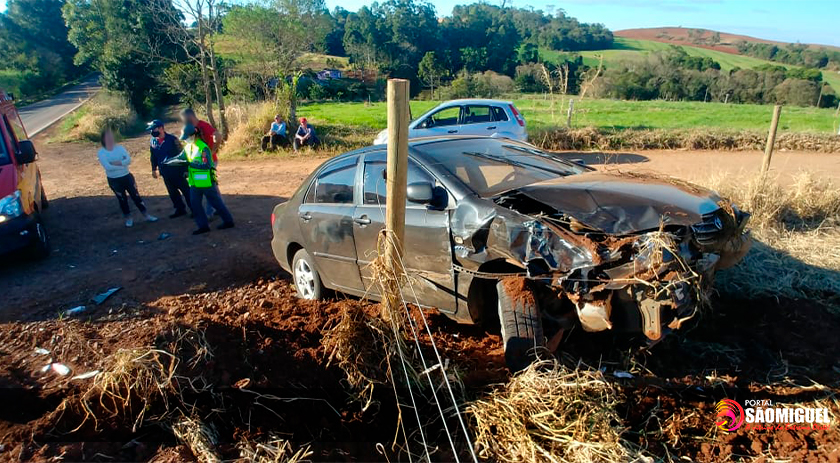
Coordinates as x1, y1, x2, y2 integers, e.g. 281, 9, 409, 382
452, 172, 752, 343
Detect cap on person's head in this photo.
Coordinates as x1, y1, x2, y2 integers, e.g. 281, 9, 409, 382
180, 123, 197, 140
145, 119, 164, 131
299, 117, 307, 124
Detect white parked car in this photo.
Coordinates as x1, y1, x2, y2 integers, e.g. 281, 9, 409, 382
373, 99, 527, 145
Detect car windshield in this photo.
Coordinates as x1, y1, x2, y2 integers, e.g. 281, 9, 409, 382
418, 139, 587, 197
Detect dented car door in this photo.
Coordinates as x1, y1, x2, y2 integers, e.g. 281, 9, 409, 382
352, 151, 458, 313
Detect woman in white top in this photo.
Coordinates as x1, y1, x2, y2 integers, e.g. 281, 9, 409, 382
97, 128, 158, 227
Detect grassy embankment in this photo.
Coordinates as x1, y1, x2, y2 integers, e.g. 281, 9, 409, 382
50, 91, 140, 143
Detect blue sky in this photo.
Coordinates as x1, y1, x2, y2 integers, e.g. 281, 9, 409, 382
0, 0, 837, 46
324, 0, 840, 47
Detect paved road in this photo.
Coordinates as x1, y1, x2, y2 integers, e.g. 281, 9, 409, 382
17, 75, 101, 136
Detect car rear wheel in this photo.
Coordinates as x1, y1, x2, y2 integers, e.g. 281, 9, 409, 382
28, 217, 50, 259
292, 249, 323, 300
497, 279, 545, 372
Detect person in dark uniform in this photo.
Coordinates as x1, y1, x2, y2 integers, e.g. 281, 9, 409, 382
147, 120, 192, 218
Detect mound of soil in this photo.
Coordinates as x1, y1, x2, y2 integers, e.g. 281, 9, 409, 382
0, 274, 837, 462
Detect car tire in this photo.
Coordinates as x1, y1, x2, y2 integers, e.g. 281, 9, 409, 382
497, 279, 545, 372
292, 249, 324, 300
40, 187, 49, 210
28, 216, 50, 259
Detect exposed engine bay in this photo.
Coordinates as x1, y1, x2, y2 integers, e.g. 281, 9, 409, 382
451, 172, 752, 342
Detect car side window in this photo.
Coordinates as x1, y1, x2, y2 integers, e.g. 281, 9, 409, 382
363, 157, 434, 206
423, 106, 461, 128
491, 106, 509, 122
463, 105, 492, 124
0, 121, 9, 166
2, 116, 22, 152
306, 156, 358, 204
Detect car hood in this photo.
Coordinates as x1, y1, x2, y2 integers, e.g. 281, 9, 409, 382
505, 171, 723, 235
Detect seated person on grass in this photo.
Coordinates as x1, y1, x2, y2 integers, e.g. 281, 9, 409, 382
261, 114, 288, 151
293, 117, 320, 152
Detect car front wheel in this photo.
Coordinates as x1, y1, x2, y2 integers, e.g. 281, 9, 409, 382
28, 217, 50, 259
292, 249, 323, 300
497, 279, 545, 372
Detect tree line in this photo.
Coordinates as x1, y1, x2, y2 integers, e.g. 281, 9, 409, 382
735, 41, 840, 71
593, 47, 838, 108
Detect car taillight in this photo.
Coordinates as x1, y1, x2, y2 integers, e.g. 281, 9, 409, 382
270, 213, 276, 226
509, 104, 525, 127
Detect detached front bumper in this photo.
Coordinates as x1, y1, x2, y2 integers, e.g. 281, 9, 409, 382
0, 213, 37, 255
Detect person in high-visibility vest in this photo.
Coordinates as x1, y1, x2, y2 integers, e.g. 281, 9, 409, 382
166, 123, 234, 235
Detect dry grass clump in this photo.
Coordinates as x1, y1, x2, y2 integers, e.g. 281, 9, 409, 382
321, 303, 391, 410
56, 91, 138, 143
172, 416, 221, 463
79, 347, 180, 431
236, 436, 314, 463
533, 127, 840, 153
468, 360, 637, 463
75, 328, 215, 431
222, 100, 285, 157
701, 172, 840, 308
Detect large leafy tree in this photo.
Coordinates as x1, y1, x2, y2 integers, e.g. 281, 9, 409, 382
63, 0, 181, 110
0, 0, 83, 96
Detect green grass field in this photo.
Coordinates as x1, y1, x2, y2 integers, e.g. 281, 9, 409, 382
298, 96, 839, 134
541, 37, 840, 94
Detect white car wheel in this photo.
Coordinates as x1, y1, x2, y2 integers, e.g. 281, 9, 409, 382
292, 249, 323, 300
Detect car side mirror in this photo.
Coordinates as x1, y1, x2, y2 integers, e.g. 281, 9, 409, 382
406, 182, 434, 204
16, 140, 36, 164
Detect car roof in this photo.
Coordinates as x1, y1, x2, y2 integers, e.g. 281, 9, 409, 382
436, 98, 514, 106
333, 136, 536, 162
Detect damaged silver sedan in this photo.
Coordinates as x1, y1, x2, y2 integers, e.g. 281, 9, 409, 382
270, 137, 751, 370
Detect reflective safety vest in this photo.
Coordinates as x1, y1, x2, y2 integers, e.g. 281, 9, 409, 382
184, 138, 214, 188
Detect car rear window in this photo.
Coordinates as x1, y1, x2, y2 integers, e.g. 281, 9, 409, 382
418, 139, 586, 197
306, 155, 358, 204
491, 106, 508, 122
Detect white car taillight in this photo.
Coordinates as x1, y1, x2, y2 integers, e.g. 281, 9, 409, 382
509, 104, 525, 127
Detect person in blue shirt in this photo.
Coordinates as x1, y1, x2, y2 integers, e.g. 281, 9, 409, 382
147, 120, 192, 218
293, 117, 319, 152
261, 114, 288, 151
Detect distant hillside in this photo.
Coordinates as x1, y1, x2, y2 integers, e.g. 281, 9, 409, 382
540, 37, 840, 93
615, 27, 840, 55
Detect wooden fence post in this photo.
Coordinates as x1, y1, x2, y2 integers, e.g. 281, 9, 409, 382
566, 99, 575, 128
761, 105, 782, 176
382, 78, 410, 319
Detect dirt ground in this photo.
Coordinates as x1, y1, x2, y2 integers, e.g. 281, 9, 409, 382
1, 127, 839, 462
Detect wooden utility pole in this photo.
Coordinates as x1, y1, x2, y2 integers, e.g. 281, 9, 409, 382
566, 99, 575, 128
382, 79, 410, 319
761, 105, 782, 176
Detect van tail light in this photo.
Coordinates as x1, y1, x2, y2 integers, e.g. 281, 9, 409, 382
270, 213, 276, 226
509, 104, 525, 127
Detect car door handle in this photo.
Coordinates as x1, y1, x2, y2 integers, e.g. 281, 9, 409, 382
486, 126, 496, 130
354, 216, 371, 226
447, 129, 458, 134
299, 212, 312, 222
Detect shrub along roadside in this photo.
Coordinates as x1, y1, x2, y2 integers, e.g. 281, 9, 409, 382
51, 91, 140, 143
532, 127, 840, 153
